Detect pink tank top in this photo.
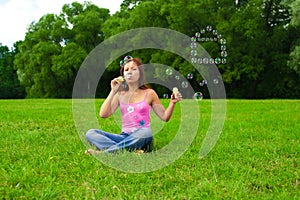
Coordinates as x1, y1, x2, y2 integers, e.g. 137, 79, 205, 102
119, 89, 151, 133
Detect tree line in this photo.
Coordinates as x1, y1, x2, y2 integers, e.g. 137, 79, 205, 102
0, 0, 299, 99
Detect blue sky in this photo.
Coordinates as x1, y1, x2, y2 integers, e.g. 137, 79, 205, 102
0, 0, 123, 48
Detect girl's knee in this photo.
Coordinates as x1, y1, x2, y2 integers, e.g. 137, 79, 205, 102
86, 129, 96, 140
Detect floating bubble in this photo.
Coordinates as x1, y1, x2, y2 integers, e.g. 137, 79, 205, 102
221, 45, 226, 51
193, 92, 203, 101
206, 25, 212, 32
197, 58, 202, 64
205, 38, 210, 42
195, 32, 201, 37
181, 81, 189, 88
191, 57, 197, 64
191, 42, 197, 49
213, 38, 218, 42
213, 30, 218, 35
187, 73, 193, 79
221, 51, 227, 57
163, 93, 169, 98
220, 38, 226, 45
191, 36, 197, 42
191, 50, 197, 56
217, 34, 222, 39
199, 38, 205, 42
200, 29, 206, 34
203, 58, 209, 64
175, 75, 180, 80
209, 58, 215, 64
199, 79, 207, 86
221, 58, 227, 64
215, 58, 221, 64
213, 78, 219, 84
166, 68, 173, 76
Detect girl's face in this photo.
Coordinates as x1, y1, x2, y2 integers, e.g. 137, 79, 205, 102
123, 61, 140, 83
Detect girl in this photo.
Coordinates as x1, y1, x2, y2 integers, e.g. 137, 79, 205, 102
85, 56, 182, 154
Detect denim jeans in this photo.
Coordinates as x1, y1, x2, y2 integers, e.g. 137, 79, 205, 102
86, 128, 153, 153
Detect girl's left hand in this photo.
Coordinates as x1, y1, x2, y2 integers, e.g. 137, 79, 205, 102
171, 92, 182, 103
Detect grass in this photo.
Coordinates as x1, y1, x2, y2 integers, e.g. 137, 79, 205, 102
0, 99, 299, 199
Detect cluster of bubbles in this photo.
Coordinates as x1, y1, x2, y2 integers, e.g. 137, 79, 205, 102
190, 25, 227, 65
162, 25, 226, 101
163, 69, 220, 101
165, 69, 190, 89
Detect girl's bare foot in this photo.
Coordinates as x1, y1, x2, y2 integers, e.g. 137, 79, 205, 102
85, 149, 102, 155
135, 150, 144, 155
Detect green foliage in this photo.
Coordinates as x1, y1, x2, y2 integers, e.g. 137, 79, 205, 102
0, 44, 25, 98
13, 1, 110, 98
2, 0, 300, 98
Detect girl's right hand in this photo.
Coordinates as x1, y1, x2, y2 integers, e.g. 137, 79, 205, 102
111, 78, 122, 93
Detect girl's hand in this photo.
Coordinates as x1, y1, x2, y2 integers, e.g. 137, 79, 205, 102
111, 77, 122, 93
171, 92, 182, 103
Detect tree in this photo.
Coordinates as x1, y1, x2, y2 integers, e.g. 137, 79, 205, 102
0, 43, 25, 98
214, 0, 297, 98
14, 1, 110, 97
284, 0, 300, 76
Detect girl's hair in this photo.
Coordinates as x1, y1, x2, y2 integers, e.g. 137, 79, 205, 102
119, 57, 151, 91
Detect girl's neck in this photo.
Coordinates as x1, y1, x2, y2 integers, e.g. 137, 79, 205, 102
127, 83, 139, 92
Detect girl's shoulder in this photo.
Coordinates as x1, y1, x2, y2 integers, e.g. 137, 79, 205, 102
145, 89, 161, 105
146, 88, 157, 96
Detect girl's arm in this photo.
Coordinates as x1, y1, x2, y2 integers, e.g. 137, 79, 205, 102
99, 78, 121, 118
150, 89, 182, 122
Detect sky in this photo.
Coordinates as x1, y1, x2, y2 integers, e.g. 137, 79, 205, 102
0, 0, 124, 49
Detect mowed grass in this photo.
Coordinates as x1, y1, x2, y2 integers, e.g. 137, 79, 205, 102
0, 99, 299, 199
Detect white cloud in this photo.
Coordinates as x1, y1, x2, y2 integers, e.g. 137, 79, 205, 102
0, 0, 123, 48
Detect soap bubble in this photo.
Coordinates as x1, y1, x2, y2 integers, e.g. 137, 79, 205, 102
197, 58, 202, 64
163, 93, 169, 98
206, 25, 212, 32
221, 58, 227, 64
187, 73, 193, 79
191, 50, 197, 56
221, 45, 226, 51
195, 32, 201, 37
191, 57, 197, 64
203, 58, 209, 64
215, 58, 221, 64
213, 30, 218, 35
191, 36, 197, 42
199, 79, 207, 87
191, 42, 197, 49
221, 51, 227, 57
193, 92, 203, 101
200, 29, 206, 34
166, 69, 173, 76
181, 81, 189, 88
175, 75, 180, 80
220, 38, 226, 44
213, 78, 219, 84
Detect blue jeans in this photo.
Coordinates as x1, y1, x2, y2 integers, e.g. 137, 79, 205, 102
85, 128, 153, 153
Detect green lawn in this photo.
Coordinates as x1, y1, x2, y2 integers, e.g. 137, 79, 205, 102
0, 99, 299, 199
